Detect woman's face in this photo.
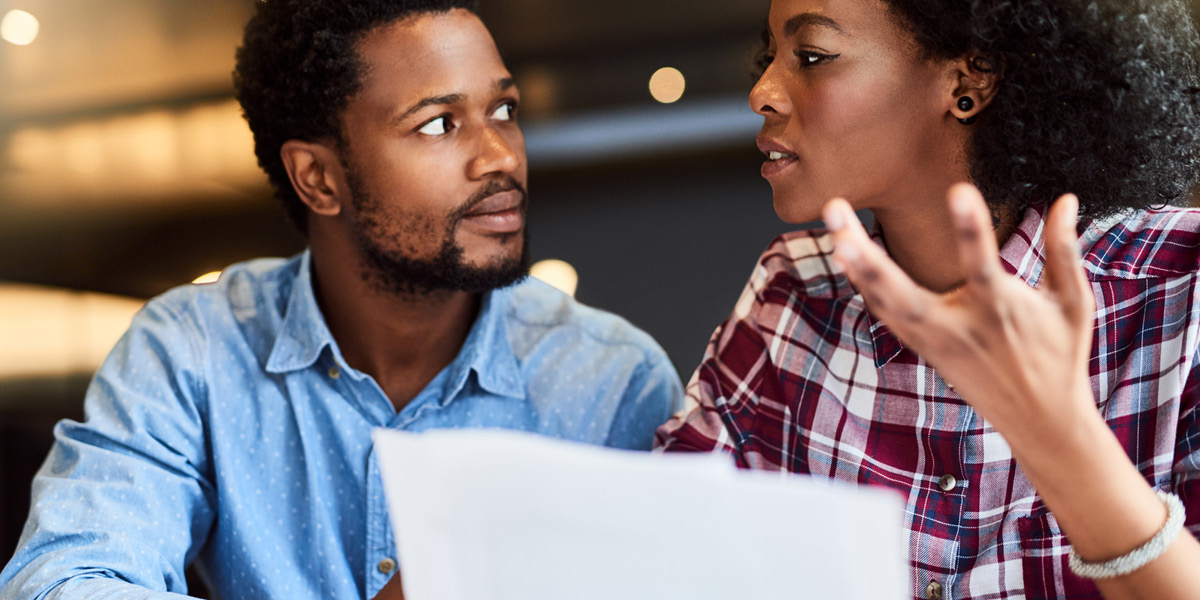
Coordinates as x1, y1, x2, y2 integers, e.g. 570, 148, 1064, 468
752, 0, 966, 223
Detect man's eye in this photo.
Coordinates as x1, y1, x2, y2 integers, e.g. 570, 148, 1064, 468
491, 102, 516, 121
417, 116, 451, 136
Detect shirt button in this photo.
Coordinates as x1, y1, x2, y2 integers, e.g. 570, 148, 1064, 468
939, 474, 958, 492
328, 366, 340, 379
377, 557, 396, 574
926, 580, 944, 600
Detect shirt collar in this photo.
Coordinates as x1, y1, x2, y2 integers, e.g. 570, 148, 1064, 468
865, 203, 1053, 368
438, 285, 525, 401
266, 250, 337, 374
265, 250, 525, 400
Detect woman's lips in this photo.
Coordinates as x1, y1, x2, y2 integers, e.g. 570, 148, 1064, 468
761, 155, 798, 179
756, 137, 798, 180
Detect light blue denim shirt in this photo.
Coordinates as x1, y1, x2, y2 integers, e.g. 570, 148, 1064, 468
1, 251, 682, 600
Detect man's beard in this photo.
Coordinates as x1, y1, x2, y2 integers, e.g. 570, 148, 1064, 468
346, 168, 530, 297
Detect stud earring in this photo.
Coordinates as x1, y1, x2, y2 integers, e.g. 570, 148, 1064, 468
957, 96, 977, 125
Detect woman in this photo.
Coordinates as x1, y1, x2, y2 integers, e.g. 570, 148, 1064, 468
656, 0, 1200, 598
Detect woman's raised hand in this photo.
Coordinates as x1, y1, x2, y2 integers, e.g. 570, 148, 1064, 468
822, 183, 1096, 448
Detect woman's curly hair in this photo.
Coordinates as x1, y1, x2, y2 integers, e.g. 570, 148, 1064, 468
233, 0, 477, 233
883, 0, 1200, 219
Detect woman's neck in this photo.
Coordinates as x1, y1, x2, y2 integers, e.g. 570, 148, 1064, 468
868, 187, 1017, 294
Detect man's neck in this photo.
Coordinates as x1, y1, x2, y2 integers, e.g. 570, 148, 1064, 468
310, 246, 480, 414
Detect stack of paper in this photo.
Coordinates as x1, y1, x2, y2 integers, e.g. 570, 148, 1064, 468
373, 428, 908, 600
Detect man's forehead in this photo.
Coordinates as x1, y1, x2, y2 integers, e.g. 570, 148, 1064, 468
354, 9, 506, 92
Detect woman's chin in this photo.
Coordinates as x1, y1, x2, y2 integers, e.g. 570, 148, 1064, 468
771, 191, 825, 225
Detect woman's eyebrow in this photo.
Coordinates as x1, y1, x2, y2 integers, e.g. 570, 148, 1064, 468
784, 12, 846, 37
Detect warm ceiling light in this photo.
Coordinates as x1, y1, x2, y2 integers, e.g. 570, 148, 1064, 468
530, 259, 579, 298
193, 271, 222, 284
649, 67, 686, 104
1, 9, 39, 46
0, 284, 144, 379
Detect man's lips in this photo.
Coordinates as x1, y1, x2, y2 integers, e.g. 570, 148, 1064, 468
462, 189, 525, 234
465, 189, 523, 216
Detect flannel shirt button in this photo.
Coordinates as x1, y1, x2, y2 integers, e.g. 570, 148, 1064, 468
377, 557, 396, 574
938, 474, 958, 492
328, 366, 340, 379
925, 580, 944, 600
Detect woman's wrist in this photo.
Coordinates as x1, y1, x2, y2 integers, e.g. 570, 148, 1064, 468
1005, 407, 1168, 563
1069, 489, 1185, 578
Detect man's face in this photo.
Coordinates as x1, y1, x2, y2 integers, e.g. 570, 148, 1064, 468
337, 9, 529, 295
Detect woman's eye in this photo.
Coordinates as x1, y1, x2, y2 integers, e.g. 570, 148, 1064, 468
417, 116, 451, 136
795, 50, 839, 67
492, 102, 516, 121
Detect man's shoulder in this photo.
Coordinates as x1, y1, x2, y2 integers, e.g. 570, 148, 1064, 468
501, 277, 667, 364
1082, 206, 1200, 280
141, 254, 301, 334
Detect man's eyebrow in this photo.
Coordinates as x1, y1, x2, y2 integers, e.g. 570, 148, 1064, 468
393, 93, 463, 125
783, 13, 845, 37
391, 78, 516, 125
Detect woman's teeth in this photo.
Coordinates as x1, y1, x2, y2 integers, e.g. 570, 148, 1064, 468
768, 151, 791, 161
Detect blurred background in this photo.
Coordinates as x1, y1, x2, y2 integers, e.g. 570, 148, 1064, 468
3, 0, 1200, 575
0, 0, 785, 567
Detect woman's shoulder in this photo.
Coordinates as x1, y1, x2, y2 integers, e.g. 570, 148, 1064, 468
1080, 206, 1200, 280
750, 229, 851, 300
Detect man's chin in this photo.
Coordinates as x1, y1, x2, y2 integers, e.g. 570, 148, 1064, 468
448, 257, 530, 294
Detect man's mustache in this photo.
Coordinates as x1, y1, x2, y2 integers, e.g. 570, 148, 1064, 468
454, 177, 528, 219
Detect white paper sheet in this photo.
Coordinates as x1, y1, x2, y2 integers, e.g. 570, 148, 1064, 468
373, 428, 908, 600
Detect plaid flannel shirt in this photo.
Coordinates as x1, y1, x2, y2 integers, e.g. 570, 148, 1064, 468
656, 205, 1200, 600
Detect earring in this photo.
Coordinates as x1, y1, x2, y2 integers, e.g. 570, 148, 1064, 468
957, 96, 977, 125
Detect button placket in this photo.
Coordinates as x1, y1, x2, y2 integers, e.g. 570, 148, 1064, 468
377, 557, 396, 574
925, 579, 944, 600
938, 474, 958, 492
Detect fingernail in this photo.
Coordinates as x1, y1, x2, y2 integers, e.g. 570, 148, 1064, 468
824, 203, 847, 231
835, 240, 859, 264
951, 194, 974, 227
1061, 194, 1079, 218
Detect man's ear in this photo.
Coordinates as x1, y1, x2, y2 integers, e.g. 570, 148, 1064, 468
949, 52, 1004, 122
280, 140, 346, 217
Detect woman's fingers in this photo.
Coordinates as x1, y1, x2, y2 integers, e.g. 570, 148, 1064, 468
823, 199, 939, 337
1042, 193, 1094, 325
948, 183, 1004, 292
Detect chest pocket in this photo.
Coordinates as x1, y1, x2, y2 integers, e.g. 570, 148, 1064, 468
1017, 511, 1100, 599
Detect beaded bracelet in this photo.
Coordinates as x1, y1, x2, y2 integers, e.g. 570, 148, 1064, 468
1067, 489, 1185, 580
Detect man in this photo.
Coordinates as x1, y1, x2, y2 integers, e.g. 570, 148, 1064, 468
0, 1, 682, 598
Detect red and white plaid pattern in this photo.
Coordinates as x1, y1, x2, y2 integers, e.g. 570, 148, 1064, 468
656, 204, 1200, 600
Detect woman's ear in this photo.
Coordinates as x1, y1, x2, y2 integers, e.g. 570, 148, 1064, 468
280, 140, 346, 217
949, 53, 1004, 123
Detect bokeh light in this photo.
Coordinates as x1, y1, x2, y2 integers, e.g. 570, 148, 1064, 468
649, 67, 686, 104
1, 9, 40, 46
530, 259, 579, 297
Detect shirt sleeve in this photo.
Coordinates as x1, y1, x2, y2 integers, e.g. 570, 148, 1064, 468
604, 349, 684, 451
654, 261, 780, 466
0, 299, 216, 600
1176, 355, 1200, 539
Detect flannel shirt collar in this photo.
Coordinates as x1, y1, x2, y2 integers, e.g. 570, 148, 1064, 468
862, 204, 1053, 368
